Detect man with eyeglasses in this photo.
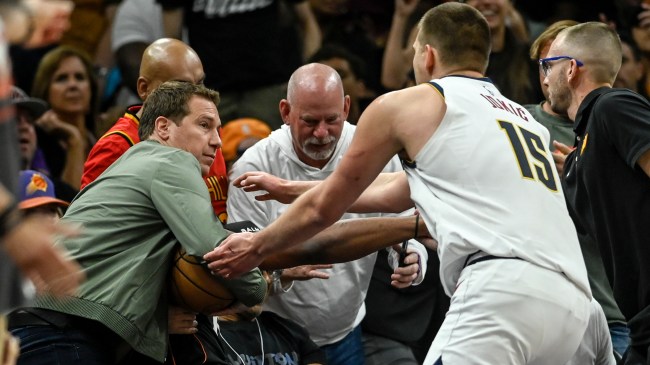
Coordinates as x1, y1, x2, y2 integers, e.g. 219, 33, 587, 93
542, 21, 650, 365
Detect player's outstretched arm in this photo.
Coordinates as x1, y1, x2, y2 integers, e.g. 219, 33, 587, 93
233, 170, 413, 213
257, 215, 429, 270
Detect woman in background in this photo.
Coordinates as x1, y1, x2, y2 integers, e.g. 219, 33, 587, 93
31, 46, 98, 191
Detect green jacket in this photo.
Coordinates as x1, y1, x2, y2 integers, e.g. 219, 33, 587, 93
36, 140, 267, 361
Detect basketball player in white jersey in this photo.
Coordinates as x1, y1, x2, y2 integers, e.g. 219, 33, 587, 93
205, 3, 592, 364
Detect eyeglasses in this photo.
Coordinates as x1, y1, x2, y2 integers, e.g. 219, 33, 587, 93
538, 56, 584, 76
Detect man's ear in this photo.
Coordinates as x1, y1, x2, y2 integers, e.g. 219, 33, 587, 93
342, 95, 351, 120
155, 116, 172, 140
279, 99, 290, 125
136, 77, 149, 102
425, 44, 436, 76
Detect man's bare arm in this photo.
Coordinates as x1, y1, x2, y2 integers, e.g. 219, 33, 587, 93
259, 215, 430, 270
234, 170, 412, 213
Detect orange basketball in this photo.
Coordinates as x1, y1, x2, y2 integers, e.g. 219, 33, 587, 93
170, 246, 235, 314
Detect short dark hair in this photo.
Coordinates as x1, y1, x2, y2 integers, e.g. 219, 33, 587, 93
139, 81, 220, 140
308, 44, 367, 81
418, 3, 491, 73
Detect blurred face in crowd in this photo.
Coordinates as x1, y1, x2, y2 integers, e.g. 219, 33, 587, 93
48, 56, 91, 117
16, 108, 37, 168
464, 0, 507, 31
614, 41, 643, 90
166, 96, 221, 176
632, 24, 650, 54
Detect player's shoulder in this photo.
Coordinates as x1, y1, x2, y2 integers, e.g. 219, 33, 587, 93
371, 84, 442, 112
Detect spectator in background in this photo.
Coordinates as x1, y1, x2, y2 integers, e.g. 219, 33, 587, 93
543, 21, 650, 364
158, 0, 321, 130
169, 282, 326, 365
381, 0, 424, 91
111, 0, 164, 106
309, 0, 397, 108
620, 0, 650, 97
11, 86, 78, 202
309, 44, 368, 125
81, 38, 229, 223
220, 118, 271, 171
524, 20, 578, 168
18, 170, 69, 221
465, 0, 542, 104
527, 21, 630, 360
31, 45, 98, 191
615, 31, 645, 96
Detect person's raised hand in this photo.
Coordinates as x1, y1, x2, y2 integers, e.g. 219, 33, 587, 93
234, 171, 318, 204
3, 215, 84, 297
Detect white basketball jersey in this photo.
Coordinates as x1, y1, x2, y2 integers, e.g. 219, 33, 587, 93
406, 76, 591, 297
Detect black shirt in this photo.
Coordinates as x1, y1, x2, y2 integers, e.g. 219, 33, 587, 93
563, 87, 650, 346
156, 0, 303, 92
168, 312, 326, 365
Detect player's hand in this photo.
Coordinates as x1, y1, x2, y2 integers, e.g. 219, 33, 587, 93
204, 232, 263, 278
389, 244, 420, 289
3, 215, 84, 297
233, 171, 295, 203
168, 306, 197, 335
282, 264, 332, 281
552, 140, 574, 176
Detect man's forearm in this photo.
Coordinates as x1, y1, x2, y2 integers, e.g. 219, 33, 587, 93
260, 215, 422, 270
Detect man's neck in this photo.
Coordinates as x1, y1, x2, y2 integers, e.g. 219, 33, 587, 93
569, 82, 612, 121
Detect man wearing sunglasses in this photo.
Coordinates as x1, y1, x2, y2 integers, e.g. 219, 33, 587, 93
542, 21, 650, 365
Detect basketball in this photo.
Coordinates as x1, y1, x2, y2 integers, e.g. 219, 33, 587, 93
170, 246, 235, 314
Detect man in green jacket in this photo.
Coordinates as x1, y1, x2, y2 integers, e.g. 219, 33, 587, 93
7, 81, 268, 364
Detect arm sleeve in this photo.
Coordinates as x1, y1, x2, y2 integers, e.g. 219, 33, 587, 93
151, 152, 266, 307
81, 133, 133, 188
